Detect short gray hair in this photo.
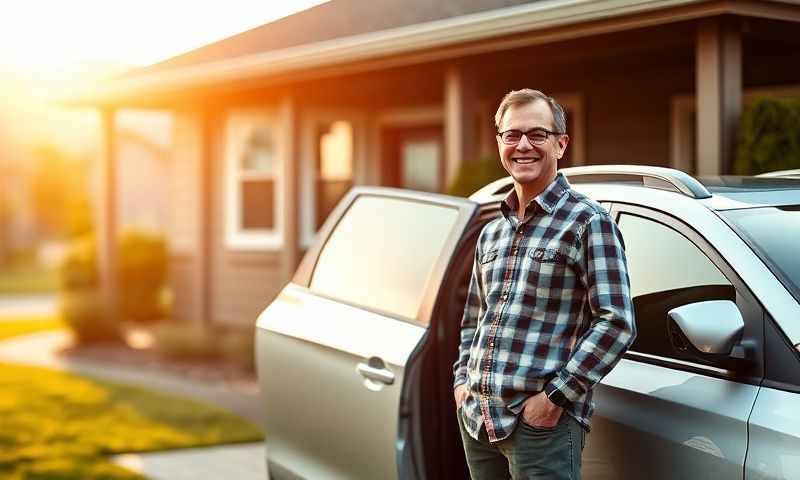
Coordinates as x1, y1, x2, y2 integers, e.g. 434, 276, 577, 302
494, 89, 567, 134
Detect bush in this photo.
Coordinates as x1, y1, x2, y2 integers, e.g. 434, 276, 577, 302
59, 235, 118, 343
118, 230, 168, 323
734, 96, 800, 175
447, 155, 508, 197
59, 290, 119, 343
59, 230, 169, 343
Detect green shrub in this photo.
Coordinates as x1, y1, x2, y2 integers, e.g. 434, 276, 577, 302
59, 235, 97, 290
734, 96, 800, 175
59, 235, 118, 342
447, 155, 508, 197
60, 289, 119, 343
59, 230, 169, 343
118, 230, 168, 323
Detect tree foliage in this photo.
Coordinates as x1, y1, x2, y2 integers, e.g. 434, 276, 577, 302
30, 144, 93, 238
447, 155, 508, 198
734, 96, 800, 175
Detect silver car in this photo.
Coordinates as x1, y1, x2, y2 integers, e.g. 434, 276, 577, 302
256, 165, 800, 480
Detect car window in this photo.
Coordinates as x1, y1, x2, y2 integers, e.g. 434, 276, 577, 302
721, 206, 800, 304
617, 213, 735, 359
310, 195, 460, 322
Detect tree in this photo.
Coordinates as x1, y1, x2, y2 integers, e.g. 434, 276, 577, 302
29, 144, 93, 238
735, 96, 800, 175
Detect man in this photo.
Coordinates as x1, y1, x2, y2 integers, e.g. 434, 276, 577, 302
453, 89, 636, 479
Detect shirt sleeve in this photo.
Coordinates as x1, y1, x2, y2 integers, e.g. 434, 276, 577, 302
545, 211, 637, 405
453, 243, 486, 388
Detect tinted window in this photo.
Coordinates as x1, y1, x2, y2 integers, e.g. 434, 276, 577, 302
617, 214, 734, 359
721, 206, 800, 303
310, 196, 459, 321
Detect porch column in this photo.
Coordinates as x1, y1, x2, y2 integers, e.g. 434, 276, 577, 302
97, 108, 118, 319
445, 65, 478, 190
696, 18, 742, 175
280, 96, 300, 283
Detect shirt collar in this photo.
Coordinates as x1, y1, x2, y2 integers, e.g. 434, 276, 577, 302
500, 173, 570, 220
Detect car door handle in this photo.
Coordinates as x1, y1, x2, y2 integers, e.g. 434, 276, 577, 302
356, 358, 395, 385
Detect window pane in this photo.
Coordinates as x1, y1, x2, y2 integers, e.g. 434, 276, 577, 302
402, 140, 440, 192
617, 213, 734, 358
320, 121, 353, 181
722, 206, 800, 302
310, 196, 459, 321
241, 180, 274, 229
241, 128, 276, 174
317, 121, 354, 227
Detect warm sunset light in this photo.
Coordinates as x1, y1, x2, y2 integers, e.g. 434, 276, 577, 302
0, 0, 328, 68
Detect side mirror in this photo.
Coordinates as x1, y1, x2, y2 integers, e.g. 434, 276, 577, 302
667, 300, 751, 370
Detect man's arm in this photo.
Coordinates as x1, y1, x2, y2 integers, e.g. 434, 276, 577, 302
453, 245, 486, 389
544, 212, 637, 407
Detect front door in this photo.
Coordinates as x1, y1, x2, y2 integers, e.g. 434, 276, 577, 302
381, 126, 444, 192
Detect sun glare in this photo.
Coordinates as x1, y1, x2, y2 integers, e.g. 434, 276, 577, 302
0, 0, 328, 68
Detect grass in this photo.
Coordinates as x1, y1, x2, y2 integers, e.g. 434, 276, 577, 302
0, 362, 264, 479
0, 315, 65, 341
0, 262, 59, 294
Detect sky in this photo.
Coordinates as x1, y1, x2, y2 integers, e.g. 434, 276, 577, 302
0, 1, 329, 160
0, 0, 329, 68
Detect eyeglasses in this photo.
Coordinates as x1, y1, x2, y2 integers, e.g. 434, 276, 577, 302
497, 128, 562, 146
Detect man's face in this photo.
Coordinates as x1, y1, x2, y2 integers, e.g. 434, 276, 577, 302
496, 100, 569, 189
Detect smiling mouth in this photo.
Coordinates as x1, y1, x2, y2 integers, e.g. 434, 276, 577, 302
512, 158, 540, 164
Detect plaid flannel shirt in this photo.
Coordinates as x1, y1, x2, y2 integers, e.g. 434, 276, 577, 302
453, 173, 636, 442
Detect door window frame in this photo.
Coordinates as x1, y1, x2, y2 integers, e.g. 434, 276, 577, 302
608, 203, 764, 384
292, 188, 478, 327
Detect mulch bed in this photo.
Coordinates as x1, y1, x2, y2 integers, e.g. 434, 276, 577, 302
57, 334, 258, 392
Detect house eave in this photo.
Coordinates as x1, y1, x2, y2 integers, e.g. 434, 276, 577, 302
65, 0, 800, 106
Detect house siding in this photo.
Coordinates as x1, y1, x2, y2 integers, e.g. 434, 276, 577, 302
166, 112, 205, 323
209, 111, 288, 327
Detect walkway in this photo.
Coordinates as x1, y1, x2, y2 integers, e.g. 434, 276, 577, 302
0, 294, 58, 317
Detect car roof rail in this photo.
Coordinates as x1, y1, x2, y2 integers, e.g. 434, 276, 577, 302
469, 165, 712, 202
560, 165, 712, 199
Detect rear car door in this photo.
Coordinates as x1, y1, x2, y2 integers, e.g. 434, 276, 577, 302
256, 188, 478, 480
583, 205, 764, 479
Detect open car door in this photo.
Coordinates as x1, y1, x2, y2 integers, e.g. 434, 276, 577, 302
256, 187, 478, 480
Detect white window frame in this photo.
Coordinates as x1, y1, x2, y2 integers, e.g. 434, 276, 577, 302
670, 84, 800, 174
224, 109, 284, 251
300, 109, 366, 248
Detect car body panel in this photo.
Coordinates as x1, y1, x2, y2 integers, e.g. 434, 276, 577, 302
256, 288, 425, 480
584, 358, 758, 479
745, 387, 800, 479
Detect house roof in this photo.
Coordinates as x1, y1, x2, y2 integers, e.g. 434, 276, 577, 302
70, 0, 800, 106
146, 0, 536, 73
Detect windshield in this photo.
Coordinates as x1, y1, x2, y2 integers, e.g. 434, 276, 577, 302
721, 206, 800, 302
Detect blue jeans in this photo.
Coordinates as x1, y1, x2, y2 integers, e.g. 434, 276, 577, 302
458, 408, 585, 480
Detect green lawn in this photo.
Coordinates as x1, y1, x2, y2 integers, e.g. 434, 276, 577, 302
0, 262, 59, 294
0, 315, 65, 341
0, 318, 264, 479
0, 362, 264, 479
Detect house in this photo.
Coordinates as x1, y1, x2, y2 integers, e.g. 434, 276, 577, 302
70, 0, 800, 327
